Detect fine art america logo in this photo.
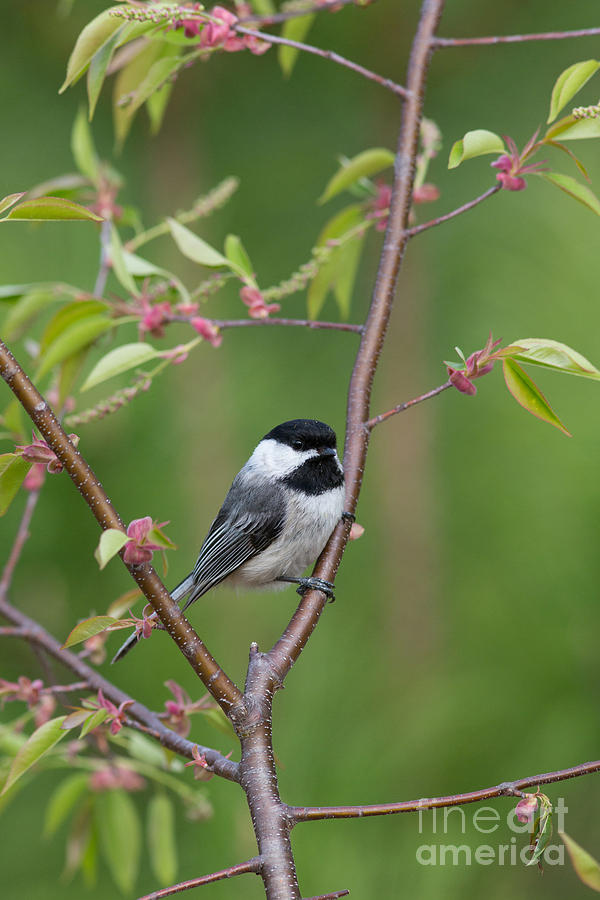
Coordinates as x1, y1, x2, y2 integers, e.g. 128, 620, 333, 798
415, 794, 566, 867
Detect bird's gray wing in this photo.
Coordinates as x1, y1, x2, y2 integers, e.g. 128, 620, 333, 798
181, 477, 285, 611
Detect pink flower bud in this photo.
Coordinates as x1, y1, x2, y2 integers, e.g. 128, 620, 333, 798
190, 317, 222, 347
447, 367, 477, 396
413, 183, 440, 204
491, 154, 512, 173
496, 172, 527, 192
515, 794, 538, 824
23, 463, 46, 492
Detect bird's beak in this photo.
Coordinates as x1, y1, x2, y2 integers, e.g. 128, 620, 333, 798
317, 447, 336, 457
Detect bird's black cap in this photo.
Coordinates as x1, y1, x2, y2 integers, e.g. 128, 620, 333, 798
264, 419, 337, 451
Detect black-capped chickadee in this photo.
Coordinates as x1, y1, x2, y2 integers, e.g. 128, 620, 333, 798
112, 419, 345, 663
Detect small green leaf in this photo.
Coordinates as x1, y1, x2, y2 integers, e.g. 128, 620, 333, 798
333, 231, 366, 319
448, 130, 505, 169
319, 148, 395, 204
37, 314, 115, 378
0, 193, 26, 215
0, 455, 32, 516
126, 53, 182, 118
96, 789, 141, 894
500, 338, 600, 380
561, 832, 600, 891
71, 108, 99, 183
62, 615, 119, 649
44, 774, 90, 837
502, 358, 570, 436
60, 10, 123, 92
113, 41, 164, 149
81, 343, 161, 392
167, 218, 228, 267
146, 524, 176, 551
2, 197, 102, 223
87, 26, 124, 120
40, 300, 108, 355
147, 794, 178, 887
2, 289, 66, 341
107, 587, 143, 618
278, 15, 315, 77
2, 717, 67, 795
146, 80, 173, 135
94, 529, 129, 569
546, 114, 600, 142
540, 171, 600, 216
308, 204, 364, 318
224, 234, 254, 279
548, 60, 600, 124
79, 708, 109, 739
62, 710, 94, 731
110, 226, 139, 296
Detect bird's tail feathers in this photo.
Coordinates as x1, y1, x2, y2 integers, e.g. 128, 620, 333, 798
110, 572, 195, 664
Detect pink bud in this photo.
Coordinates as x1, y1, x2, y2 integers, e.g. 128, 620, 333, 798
190, 317, 222, 348
23, 463, 46, 492
515, 794, 538, 824
447, 367, 477, 396
496, 172, 527, 191
349, 523, 365, 541
491, 154, 512, 172
413, 183, 440, 204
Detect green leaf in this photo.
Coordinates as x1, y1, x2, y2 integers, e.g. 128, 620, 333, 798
0, 193, 26, 215
500, 338, 600, 380
0, 283, 36, 301
278, 15, 315, 77
333, 231, 366, 319
147, 794, 177, 887
81, 342, 161, 391
62, 709, 95, 731
40, 300, 108, 355
540, 171, 600, 216
60, 10, 123, 92
308, 204, 364, 319
71, 108, 99, 183
62, 615, 119, 649
37, 314, 115, 378
2, 197, 102, 223
94, 528, 129, 569
249, 0, 276, 14
113, 41, 164, 149
79, 708, 109, 738
126, 53, 182, 118
58, 347, 89, 407
87, 26, 124, 120
224, 234, 254, 279
2, 289, 66, 341
0, 455, 32, 516
548, 60, 600, 124
110, 226, 140, 296
146, 80, 173, 135
319, 148, 395, 204
561, 832, 600, 891
545, 114, 600, 142
146, 524, 176, 550
167, 218, 228, 267
502, 358, 570, 436
2, 717, 67, 795
448, 130, 505, 169
96, 789, 141, 894
44, 774, 90, 837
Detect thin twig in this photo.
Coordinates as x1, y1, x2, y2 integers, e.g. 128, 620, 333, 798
407, 184, 501, 238
94, 218, 112, 297
137, 857, 261, 899
365, 380, 452, 429
213, 318, 363, 334
0, 489, 40, 601
433, 26, 600, 48
290, 759, 600, 821
305, 892, 350, 900
238, 0, 357, 26
235, 26, 409, 99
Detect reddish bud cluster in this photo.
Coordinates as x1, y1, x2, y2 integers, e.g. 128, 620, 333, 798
15, 432, 79, 474
190, 316, 223, 346
515, 793, 539, 824
491, 134, 547, 192
91, 689, 134, 736
179, 5, 270, 55
89, 765, 146, 793
240, 285, 280, 318
447, 333, 502, 396
0, 676, 56, 727
123, 516, 168, 565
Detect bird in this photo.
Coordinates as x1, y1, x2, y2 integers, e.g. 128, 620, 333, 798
112, 419, 346, 663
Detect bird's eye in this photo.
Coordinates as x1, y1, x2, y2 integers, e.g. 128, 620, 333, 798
292, 439, 303, 450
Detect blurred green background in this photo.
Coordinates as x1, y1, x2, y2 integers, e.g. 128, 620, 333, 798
2, 1, 600, 897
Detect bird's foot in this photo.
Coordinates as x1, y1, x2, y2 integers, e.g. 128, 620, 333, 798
277, 575, 336, 601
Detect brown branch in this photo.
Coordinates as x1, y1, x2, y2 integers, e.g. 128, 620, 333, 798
305, 893, 350, 900
213, 318, 364, 334
433, 26, 600, 48
290, 759, 600, 821
0, 593, 239, 781
0, 340, 244, 720
238, 0, 358, 26
407, 184, 501, 238
137, 857, 261, 899
234, 26, 409, 99
365, 380, 452, 429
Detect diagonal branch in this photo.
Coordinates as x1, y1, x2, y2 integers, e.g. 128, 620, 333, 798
407, 184, 501, 238
290, 759, 600, 821
366, 380, 452, 429
137, 857, 261, 899
0, 592, 239, 781
0, 340, 244, 720
235, 26, 409, 99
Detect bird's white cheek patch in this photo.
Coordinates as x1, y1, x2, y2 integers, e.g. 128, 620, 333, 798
248, 439, 317, 478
